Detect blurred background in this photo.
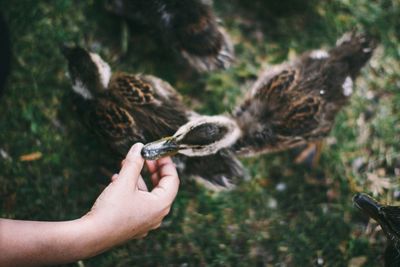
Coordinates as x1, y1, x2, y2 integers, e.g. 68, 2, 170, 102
0, 0, 399, 266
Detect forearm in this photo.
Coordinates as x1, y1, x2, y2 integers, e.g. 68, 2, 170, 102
0, 218, 109, 267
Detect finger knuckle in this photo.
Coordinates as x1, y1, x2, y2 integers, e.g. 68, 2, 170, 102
141, 232, 148, 238
126, 159, 144, 172
162, 206, 171, 216
152, 222, 162, 230
125, 157, 141, 166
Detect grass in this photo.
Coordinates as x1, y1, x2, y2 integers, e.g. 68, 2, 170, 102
1, 0, 399, 266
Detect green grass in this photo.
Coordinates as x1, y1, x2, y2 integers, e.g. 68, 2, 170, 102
1, 0, 399, 266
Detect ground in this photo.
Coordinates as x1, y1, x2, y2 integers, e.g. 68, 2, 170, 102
1, 0, 399, 266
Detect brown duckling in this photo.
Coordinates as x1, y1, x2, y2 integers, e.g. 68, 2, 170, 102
106, 0, 234, 72
61, 45, 246, 189
353, 193, 400, 267
142, 31, 376, 159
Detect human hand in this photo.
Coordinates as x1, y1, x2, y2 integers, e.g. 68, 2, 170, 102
0, 143, 179, 266
81, 143, 180, 253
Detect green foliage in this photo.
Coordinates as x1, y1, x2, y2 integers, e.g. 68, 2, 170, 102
0, 0, 399, 265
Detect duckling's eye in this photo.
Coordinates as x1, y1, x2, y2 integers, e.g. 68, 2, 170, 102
181, 123, 228, 146
378, 207, 384, 215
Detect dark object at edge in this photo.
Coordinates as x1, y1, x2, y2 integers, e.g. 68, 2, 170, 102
0, 13, 11, 97
353, 193, 400, 267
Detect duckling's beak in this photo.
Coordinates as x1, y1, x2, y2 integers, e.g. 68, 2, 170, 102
141, 137, 180, 160
353, 193, 381, 221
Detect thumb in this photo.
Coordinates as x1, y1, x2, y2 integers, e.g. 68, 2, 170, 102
117, 143, 145, 186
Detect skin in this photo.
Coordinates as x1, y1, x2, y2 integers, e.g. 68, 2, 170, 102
0, 143, 180, 267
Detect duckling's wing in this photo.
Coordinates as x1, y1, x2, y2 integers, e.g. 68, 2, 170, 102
109, 73, 185, 106
252, 68, 325, 138
273, 95, 328, 138
106, 0, 234, 72
140, 74, 184, 103
109, 73, 189, 136
178, 25, 234, 72
109, 73, 157, 106
89, 99, 146, 155
167, 0, 234, 71
252, 68, 297, 101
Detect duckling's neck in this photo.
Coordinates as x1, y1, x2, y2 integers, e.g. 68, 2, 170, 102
232, 121, 276, 155
72, 79, 95, 100
89, 52, 112, 89
232, 99, 275, 154
231, 103, 276, 155
71, 54, 112, 100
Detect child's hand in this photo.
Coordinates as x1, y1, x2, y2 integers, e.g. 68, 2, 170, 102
82, 143, 180, 253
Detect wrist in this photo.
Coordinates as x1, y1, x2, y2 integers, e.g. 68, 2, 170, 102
73, 215, 112, 259
76, 212, 128, 259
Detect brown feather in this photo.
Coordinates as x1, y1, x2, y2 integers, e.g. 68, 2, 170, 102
88, 72, 245, 188
106, 0, 234, 72
87, 99, 145, 154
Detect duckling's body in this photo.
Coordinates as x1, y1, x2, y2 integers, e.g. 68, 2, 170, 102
62, 46, 245, 189
106, 0, 234, 72
233, 31, 375, 156
353, 193, 400, 267
92, 73, 189, 154
142, 31, 375, 160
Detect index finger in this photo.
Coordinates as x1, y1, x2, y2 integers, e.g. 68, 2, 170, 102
150, 157, 180, 204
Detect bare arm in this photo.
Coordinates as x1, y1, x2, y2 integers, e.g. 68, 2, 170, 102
0, 218, 97, 266
0, 143, 180, 267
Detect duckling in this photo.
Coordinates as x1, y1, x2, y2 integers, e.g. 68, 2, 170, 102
353, 193, 400, 266
61, 45, 246, 189
142, 31, 375, 160
106, 0, 234, 72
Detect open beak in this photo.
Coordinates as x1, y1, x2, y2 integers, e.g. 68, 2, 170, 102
353, 193, 381, 221
141, 137, 180, 160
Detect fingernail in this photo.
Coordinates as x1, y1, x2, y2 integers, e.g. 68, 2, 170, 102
128, 143, 144, 157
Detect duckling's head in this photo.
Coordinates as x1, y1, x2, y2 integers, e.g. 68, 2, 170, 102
354, 193, 400, 245
141, 115, 241, 160
61, 45, 111, 99
353, 193, 382, 222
